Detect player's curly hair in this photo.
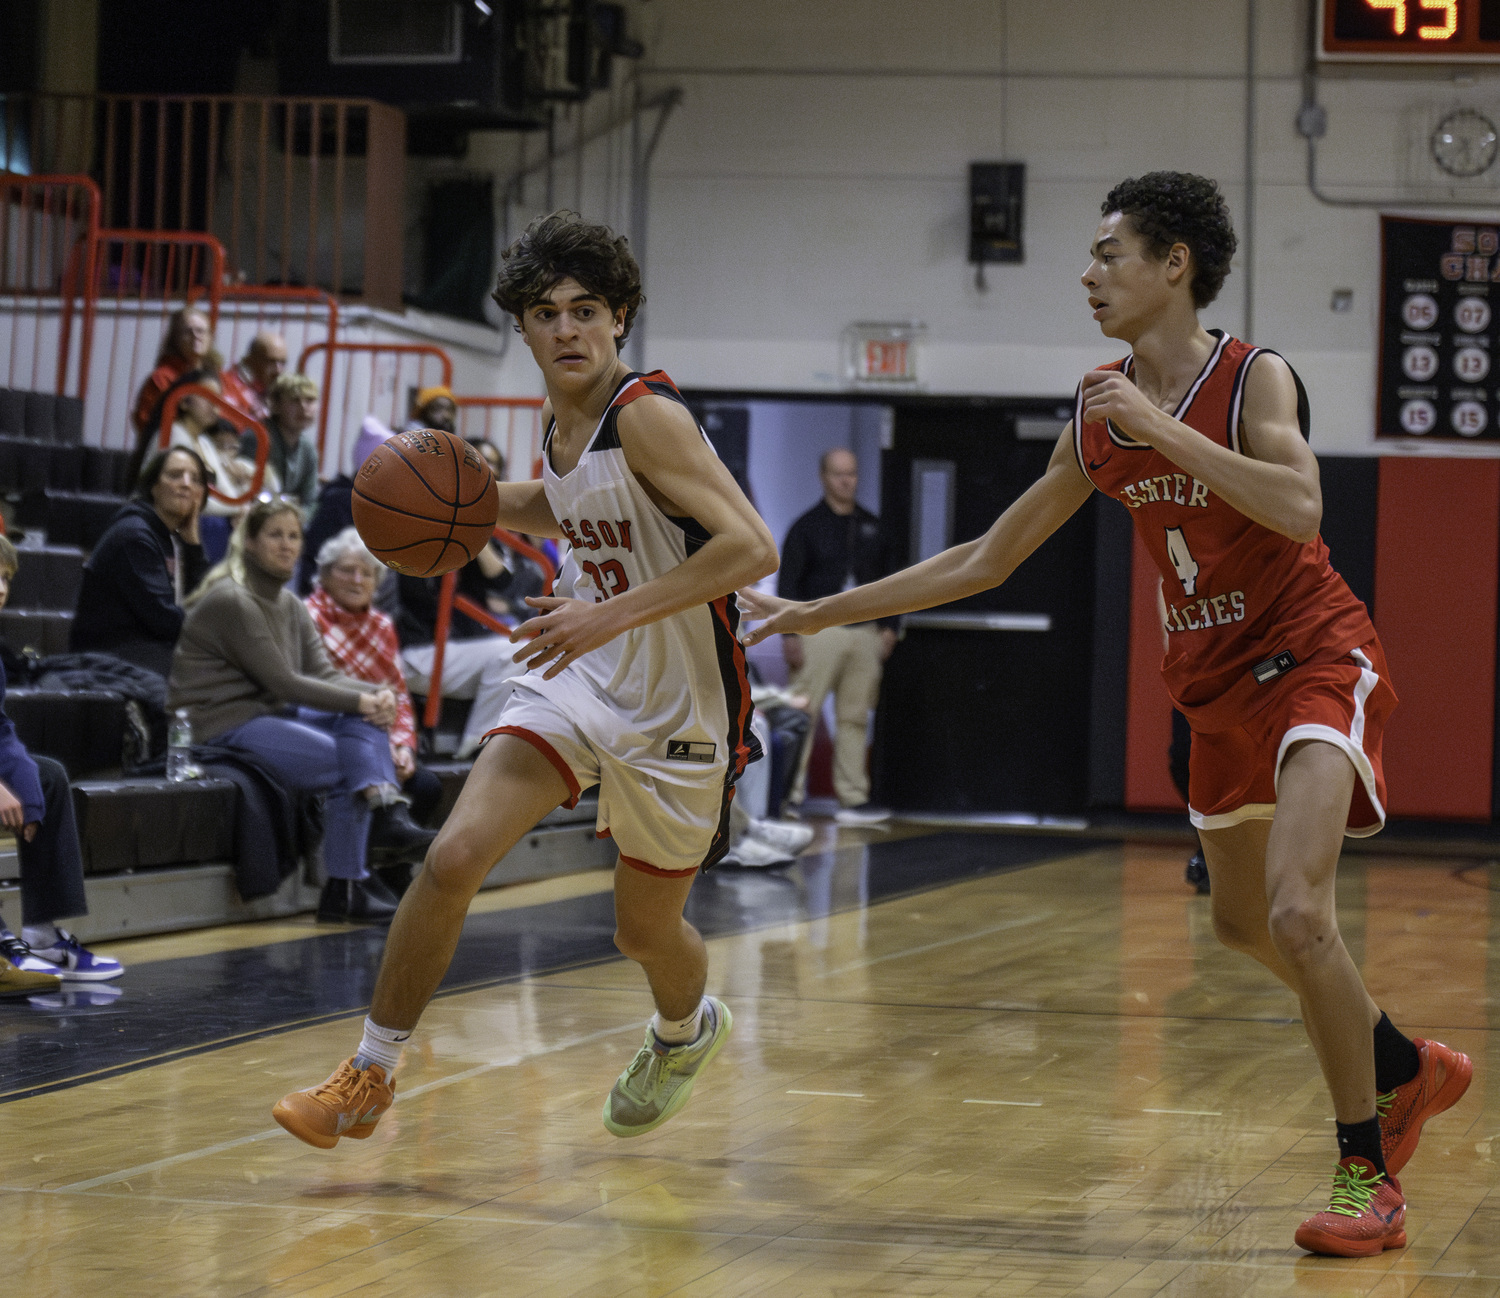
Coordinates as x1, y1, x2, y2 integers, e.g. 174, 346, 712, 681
1101, 172, 1237, 309
492, 211, 644, 346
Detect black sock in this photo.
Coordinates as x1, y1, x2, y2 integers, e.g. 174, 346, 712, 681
1373, 1012, 1421, 1093
1335, 1115, 1386, 1175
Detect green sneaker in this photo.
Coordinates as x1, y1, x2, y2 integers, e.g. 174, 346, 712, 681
602, 997, 733, 1138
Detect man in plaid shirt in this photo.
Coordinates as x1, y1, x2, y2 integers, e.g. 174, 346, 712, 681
306, 527, 440, 828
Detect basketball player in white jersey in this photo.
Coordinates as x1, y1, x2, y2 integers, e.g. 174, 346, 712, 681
274, 211, 777, 1146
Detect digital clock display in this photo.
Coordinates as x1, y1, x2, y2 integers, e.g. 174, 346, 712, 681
1323, 0, 1500, 58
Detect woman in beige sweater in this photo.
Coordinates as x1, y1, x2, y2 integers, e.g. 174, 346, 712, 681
168, 500, 434, 923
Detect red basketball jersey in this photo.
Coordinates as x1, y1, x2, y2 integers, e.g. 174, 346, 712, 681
1074, 331, 1376, 732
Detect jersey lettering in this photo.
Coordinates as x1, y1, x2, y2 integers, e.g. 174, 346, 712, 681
1121, 475, 1211, 510
1164, 526, 1199, 595
560, 517, 636, 554
1165, 589, 1246, 632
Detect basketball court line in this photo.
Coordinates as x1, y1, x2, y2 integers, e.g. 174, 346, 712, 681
47, 1018, 646, 1192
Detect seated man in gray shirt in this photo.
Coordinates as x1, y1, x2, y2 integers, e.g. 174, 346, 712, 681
243, 373, 322, 512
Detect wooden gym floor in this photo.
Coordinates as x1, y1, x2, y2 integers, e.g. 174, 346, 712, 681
1, 829, 1493, 1296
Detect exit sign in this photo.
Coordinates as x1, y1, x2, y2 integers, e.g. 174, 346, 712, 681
843, 322, 925, 386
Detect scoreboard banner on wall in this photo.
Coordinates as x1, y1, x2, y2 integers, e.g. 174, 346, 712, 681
1379, 215, 1500, 441
1322, 0, 1500, 60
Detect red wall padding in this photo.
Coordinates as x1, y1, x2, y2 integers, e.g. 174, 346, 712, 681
1374, 457, 1499, 820
1125, 531, 1185, 811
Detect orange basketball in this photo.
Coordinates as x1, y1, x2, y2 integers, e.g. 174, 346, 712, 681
352, 428, 498, 578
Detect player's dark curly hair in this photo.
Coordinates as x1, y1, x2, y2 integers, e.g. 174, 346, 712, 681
492, 211, 644, 345
1101, 172, 1237, 309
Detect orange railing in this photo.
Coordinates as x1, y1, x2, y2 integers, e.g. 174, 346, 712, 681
59, 228, 226, 450
3, 94, 407, 308
453, 394, 547, 481
421, 528, 557, 731
0, 173, 100, 398
156, 381, 270, 508
298, 340, 453, 477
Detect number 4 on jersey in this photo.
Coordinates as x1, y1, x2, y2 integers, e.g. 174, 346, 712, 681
1164, 526, 1199, 596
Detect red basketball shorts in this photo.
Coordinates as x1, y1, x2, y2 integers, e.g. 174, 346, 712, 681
1187, 638, 1396, 838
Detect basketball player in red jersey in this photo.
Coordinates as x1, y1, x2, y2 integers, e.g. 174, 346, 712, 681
274, 212, 777, 1148
740, 172, 1471, 1258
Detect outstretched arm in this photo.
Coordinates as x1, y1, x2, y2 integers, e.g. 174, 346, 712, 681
1079, 352, 1320, 541
740, 427, 1093, 645
513, 395, 778, 677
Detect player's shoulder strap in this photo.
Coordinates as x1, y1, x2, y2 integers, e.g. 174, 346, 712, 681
595, 370, 692, 453
1227, 345, 1311, 451
611, 369, 687, 411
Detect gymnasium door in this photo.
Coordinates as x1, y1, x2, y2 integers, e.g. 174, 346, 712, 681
872, 401, 1097, 815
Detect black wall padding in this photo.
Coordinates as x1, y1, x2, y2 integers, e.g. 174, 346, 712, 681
1086, 494, 1134, 809
1316, 455, 1379, 619
871, 403, 1097, 815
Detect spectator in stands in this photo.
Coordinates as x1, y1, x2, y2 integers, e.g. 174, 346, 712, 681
70, 447, 211, 679
220, 331, 287, 422
244, 373, 321, 512
403, 385, 457, 434
167, 378, 256, 566
131, 306, 221, 442
395, 542, 529, 759
306, 526, 442, 835
169, 501, 435, 924
0, 538, 124, 984
778, 447, 900, 824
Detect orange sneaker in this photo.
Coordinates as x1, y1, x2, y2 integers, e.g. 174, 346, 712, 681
1379, 1037, 1473, 1175
1294, 1157, 1406, 1257
272, 1058, 394, 1149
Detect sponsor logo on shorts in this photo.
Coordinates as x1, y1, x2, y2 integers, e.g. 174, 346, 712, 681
667, 740, 716, 764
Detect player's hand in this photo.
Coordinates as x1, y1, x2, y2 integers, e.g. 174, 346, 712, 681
393, 744, 416, 782
510, 596, 623, 680
0, 780, 24, 832
736, 587, 820, 647
1079, 369, 1166, 444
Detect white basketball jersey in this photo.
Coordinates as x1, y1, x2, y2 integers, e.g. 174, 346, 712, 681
531, 370, 760, 786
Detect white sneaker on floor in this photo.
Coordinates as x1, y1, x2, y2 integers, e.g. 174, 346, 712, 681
747, 818, 814, 855
719, 835, 795, 869
833, 803, 892, 826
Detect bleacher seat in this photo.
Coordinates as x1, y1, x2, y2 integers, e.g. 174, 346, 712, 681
82, 446, 134, 495
4, 687, 123, 776
72, 777, 237, 874
0, 389, 23, 436
39, 490, 126, 549
0, 438, 85, 493
7, 544, 84, 611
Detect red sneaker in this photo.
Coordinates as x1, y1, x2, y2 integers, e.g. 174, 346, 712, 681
1379, 1037, 1473, 1175
272, 1058, 394, 1149
1294, 1157, 1406, 1257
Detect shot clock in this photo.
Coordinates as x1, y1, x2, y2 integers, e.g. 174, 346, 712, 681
1322, 0, 1500, 58
1378, 216, 1500, 441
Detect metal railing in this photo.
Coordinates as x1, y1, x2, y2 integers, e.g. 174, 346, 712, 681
157, 382, 271, 508
2, 93, 406, 308
298, 340, 453, 476
454, 394, 548, 482
422, 529, 558, 731
0, 173, 100, 398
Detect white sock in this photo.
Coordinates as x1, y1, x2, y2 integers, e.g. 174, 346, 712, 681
354, 1017, 411, 1073
22, 922, 59, 948
652, 1000, 705, 1046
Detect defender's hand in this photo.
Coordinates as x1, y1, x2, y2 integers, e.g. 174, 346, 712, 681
1080, 369, 1165, 444
737, 587, 820, 648
511, 596, 624, 680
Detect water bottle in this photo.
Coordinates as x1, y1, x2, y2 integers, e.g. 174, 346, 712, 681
167, 708, 193, 781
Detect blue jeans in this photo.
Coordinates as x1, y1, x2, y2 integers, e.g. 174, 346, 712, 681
217, 708, 395, 880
